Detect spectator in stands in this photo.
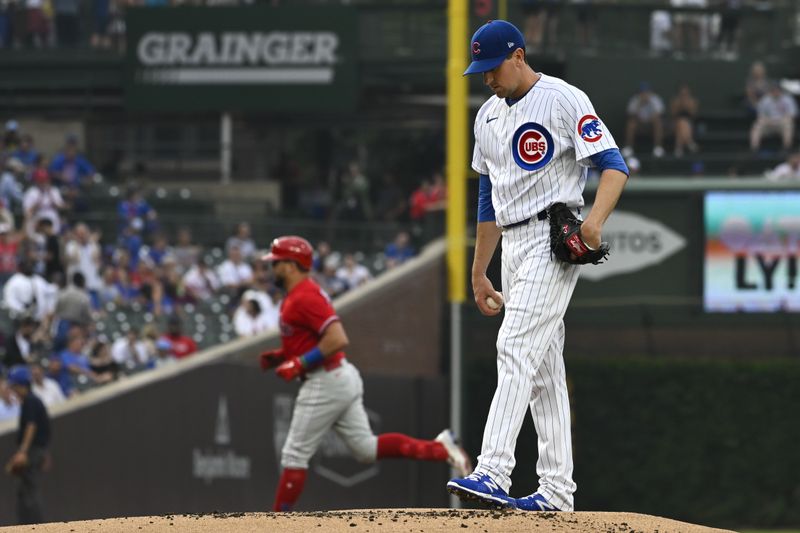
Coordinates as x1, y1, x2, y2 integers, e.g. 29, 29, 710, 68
336, 161, 373, 222
384, 231, 415, 269
134, 259, 167, 316
521, 0, 558, 52
671, 83, 699, 157
141, 323, 161, 361
54, 334, 111, 397
336, 253, 371, 290
64, 223, 101, 302
716, 0, 741, 57
428, 171, 447, 210
96, 266, 121, 307
154, 338, 175, 368
750, 82, 797, 153
114, 267, 139, 305
3, 260, 49, 320
225, 222, 256, 261
745, 61, 769, 113
91, 0, 111, 49
573, 0, 597, 48
117, 186, 157, 236
173, 227, 200, 274
217, 244, 253, 298
53, 0, 79, 46
118, 220, 144, 271
110, 328, 150, 369
2, 120, 20, 151
374, 173, 407, 222
312, 241, 332, 273
0, 157, 25, 213
160, 315, 197, 359
624, 83, 666, 158
0, 197, 14, 229
88, 341, 118, 380
233, 289, 277, 337
409, 179, 434, 221
147, 232, 174, 267
23, 169, 64, 236
3, 315, 38, 368
49, 134, 94, 189
0, 223, 19, 287
316, 255, 348, 298
22, 0, 49, 48
0, 377, 19, 421
765, 152, 800, 181
670, 0, 709, 54
53, 272, 93, 349
183, 259, 221, 302
12, 134, 39, 169
37, 219, 62, 283
30, 363, 65, 408
160, 257, 185, 306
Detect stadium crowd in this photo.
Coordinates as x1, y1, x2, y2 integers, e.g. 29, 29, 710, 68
0, 125, 422, 417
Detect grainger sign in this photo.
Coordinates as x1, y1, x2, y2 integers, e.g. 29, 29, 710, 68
125, 6, 358, 112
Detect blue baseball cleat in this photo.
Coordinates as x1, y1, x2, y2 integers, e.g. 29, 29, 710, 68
514, 492, 562, 511
446, 473, 516, 509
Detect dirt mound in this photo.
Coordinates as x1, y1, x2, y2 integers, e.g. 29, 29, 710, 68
0, 509, 734, 532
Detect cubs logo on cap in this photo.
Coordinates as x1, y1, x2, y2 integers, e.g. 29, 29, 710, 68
577, 114, 604, 143
464, 20, 525, 75
512, 122, 554, 171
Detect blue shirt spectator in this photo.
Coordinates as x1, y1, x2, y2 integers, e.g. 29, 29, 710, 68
53, 336, 90, 396
12, 135, 39, 168
118, 188, 157, 235
49, 136, 96, 189
384, 231, 415, 269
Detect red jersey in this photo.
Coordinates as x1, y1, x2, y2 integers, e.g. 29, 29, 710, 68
279, 277, 344, 366
164, 334, 197, 359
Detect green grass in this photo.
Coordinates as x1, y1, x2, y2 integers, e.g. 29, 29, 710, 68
741, 530, 800, 533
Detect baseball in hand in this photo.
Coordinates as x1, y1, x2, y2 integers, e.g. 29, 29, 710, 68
485, 292, 503, 310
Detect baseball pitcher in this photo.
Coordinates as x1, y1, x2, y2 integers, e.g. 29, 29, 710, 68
446, 20, 629, 511
260, 236, 471, 512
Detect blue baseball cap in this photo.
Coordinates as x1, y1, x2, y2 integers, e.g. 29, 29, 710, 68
7, 365, 31, 387
464, 20, 525, 75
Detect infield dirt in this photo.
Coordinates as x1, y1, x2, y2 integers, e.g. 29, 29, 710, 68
0, 509, 735, 532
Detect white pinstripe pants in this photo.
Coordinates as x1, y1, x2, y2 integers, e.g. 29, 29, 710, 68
475, 217, 580, 511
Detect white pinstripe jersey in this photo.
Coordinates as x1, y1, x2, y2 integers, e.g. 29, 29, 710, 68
472, 73, 618, 227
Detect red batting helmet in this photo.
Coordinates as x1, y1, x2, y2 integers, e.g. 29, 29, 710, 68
262, 236, 313, 271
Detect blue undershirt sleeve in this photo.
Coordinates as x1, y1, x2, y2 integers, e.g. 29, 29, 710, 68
589, 148, 630, 176
477, 174, 496, 223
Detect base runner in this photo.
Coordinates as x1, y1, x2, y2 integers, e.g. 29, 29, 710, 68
260, 236, 471, 511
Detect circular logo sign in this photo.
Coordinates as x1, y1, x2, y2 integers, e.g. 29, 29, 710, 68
512, 122, 554, 171
577, 114, 603, 143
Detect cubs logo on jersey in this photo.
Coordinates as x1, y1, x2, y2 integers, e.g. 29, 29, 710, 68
511, 122, 554, 171
577, 114, 603, 143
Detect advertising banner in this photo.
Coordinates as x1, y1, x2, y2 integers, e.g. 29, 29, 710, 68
705, 192, 800, 312
125, 6, 358, 112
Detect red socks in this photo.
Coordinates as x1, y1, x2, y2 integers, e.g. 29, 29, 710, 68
376, 433, 449, 462
273, 468, 307, 512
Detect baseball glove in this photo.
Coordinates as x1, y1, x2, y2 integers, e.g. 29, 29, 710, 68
548, 203, 609, 265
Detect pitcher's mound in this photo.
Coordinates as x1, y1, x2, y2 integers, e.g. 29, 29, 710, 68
0, 509, 734, 532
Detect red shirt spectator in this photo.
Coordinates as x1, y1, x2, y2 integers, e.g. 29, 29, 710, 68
164, 333, 197, 359
409, 180, 433, 220
162, 316, 197, 359
0, 224, 18, 280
